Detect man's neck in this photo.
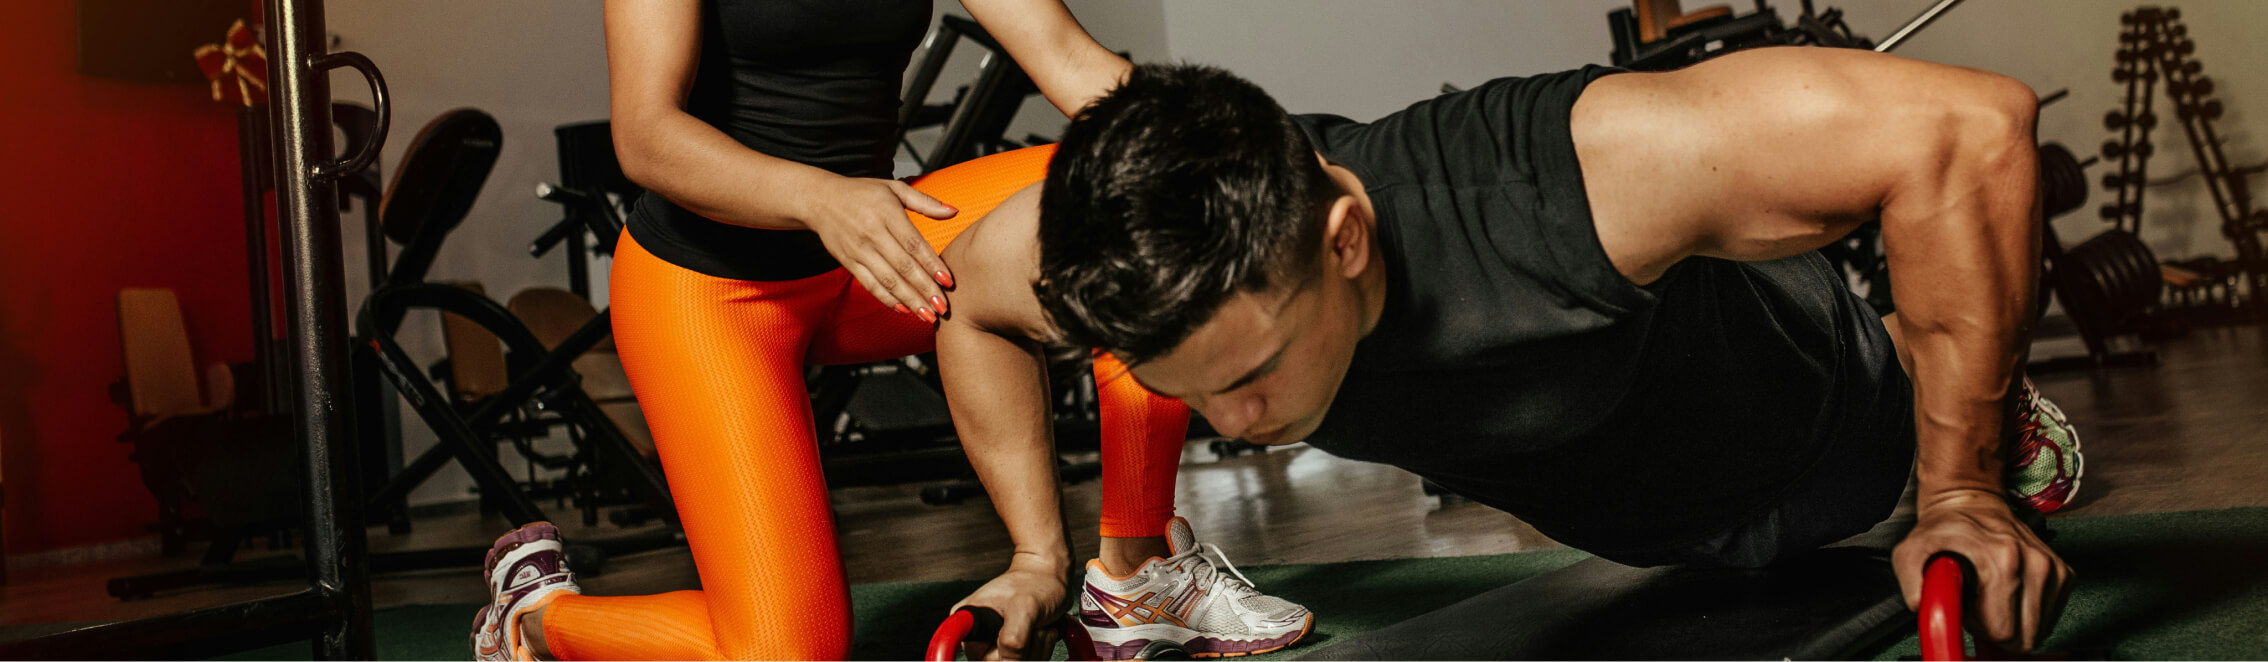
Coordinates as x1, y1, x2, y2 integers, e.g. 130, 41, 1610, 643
1321, 160, 1390, 337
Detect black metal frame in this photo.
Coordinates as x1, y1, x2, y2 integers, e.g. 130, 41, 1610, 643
355, 284, 679, 534
1, 0, 381, 657
532, 120, 640, 300
896, 14, 1049, 174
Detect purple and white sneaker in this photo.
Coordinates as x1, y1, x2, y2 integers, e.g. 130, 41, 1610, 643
471, 522, 580, 662
1077, 517, 1314, 659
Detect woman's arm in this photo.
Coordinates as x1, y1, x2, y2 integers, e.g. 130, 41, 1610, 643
961, 0, 1133, 117
604, 0, 955, 316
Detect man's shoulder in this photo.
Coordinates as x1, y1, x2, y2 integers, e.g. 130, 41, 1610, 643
939, 185, 1054, 339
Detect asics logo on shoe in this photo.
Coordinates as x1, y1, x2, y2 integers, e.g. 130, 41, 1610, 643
1089, 588, 1192, 628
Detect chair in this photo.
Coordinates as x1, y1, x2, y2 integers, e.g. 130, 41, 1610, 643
373, 108, 503, 290
110, 289, 297, 559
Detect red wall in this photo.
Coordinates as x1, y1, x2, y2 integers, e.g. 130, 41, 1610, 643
0, 2, 257, 554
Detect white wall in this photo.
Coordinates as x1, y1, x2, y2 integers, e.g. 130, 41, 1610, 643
1164, 0, 1627, 122
1161, 0, 2266, 267
321, 0, 1165, 507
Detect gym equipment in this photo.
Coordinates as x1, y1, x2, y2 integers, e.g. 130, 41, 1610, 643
532, 120, 640, 301
1608, 0, 1962, 73
2102, 7, 2267, 321
896, 15, 1058, 174
2034, 142, 2167, 372
352, 110, 683, 540
357, 281, 681, 540
1916, 553, 2100, 661
927, 607, 1100, 662
1, 0, 385, 655
109, 289, 300, 569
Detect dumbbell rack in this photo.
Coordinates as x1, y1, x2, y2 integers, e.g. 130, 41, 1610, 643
2102, 6, 2266, 318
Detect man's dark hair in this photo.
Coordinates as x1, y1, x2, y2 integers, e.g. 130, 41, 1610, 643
1036, 63, 1337, 365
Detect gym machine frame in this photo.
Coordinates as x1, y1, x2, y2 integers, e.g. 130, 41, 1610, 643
0, 0, 380, 657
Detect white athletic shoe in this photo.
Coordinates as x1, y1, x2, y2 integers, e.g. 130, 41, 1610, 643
1076, 517, 1314, 659
471, 522, 581, 662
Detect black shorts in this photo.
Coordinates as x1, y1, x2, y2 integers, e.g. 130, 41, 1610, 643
1596, 362, 1918, 569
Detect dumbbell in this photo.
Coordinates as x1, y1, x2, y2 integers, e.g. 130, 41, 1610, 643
2102, 172, 2144, 190
2102, 141, 2153, 159
2100, 202, 2140, 222
2167, 76, 2212, 98
2175, 101, 2224, 121
2103, 111, 2157, 131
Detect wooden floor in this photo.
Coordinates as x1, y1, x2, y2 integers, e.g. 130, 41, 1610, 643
5, 322, 2267, 633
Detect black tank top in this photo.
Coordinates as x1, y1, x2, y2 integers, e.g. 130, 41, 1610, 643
624, 0, 934, 281
1294, 66, 1907, 555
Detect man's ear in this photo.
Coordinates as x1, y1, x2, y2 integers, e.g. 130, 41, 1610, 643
1322, 194, 1370, 279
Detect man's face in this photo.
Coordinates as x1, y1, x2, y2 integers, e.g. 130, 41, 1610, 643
1125, 268, 1366, 445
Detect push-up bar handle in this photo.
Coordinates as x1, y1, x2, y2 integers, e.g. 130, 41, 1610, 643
928, 607, 1099, 661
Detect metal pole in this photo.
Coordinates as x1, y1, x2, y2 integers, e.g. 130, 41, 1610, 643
1874, 0, 1965, 53
238, 108, 279, 415
263, 0, 379, 657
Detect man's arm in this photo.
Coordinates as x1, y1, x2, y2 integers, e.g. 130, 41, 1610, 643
1572, 47, 2068, 650
934, 186, 1075, 661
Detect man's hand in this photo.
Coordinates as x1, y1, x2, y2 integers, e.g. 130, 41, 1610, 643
951, 560, 1070, 661
1893, 488, 2073, 652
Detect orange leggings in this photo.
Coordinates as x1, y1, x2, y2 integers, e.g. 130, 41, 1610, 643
543, 146, 1189, 660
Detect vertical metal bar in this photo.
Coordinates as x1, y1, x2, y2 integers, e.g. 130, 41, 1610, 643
262, 0, 375, 657
895, 26, 963, 150
569, 232, 591, 300
2133, 20, 2160, 236
2114, 24, 2141, 234
239, 108, 278, 415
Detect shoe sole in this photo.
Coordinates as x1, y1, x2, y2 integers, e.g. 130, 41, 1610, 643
1188, 614, 1314, 659
1089, 613, 1315, 660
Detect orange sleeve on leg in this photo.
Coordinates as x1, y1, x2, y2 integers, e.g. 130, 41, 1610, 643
543, 591, 722, 661
1093, 352, 1190, 538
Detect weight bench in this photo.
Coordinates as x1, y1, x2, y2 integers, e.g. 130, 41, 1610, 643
1300, 545, 1913, 660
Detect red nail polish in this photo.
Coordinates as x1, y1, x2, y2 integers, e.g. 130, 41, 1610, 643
895, 304, 911, 315
931, 295, 947, 314
917, 307, 937, 324
937, 270, 956, 288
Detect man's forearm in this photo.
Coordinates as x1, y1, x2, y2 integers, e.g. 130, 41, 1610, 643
1882, 89, 2042, 499
938, 322, 1073, 574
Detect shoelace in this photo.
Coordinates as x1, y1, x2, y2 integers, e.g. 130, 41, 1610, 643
1167, 542, 1263, 602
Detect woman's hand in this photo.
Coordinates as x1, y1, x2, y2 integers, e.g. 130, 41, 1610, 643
950, 561, 1071, 660
802, 176, 960, 321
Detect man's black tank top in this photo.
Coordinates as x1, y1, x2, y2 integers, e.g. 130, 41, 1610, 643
1293, 66, 1908, 556
623, 0, 933, 281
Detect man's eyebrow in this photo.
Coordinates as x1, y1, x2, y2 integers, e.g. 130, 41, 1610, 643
1211, 341, 1288, 397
